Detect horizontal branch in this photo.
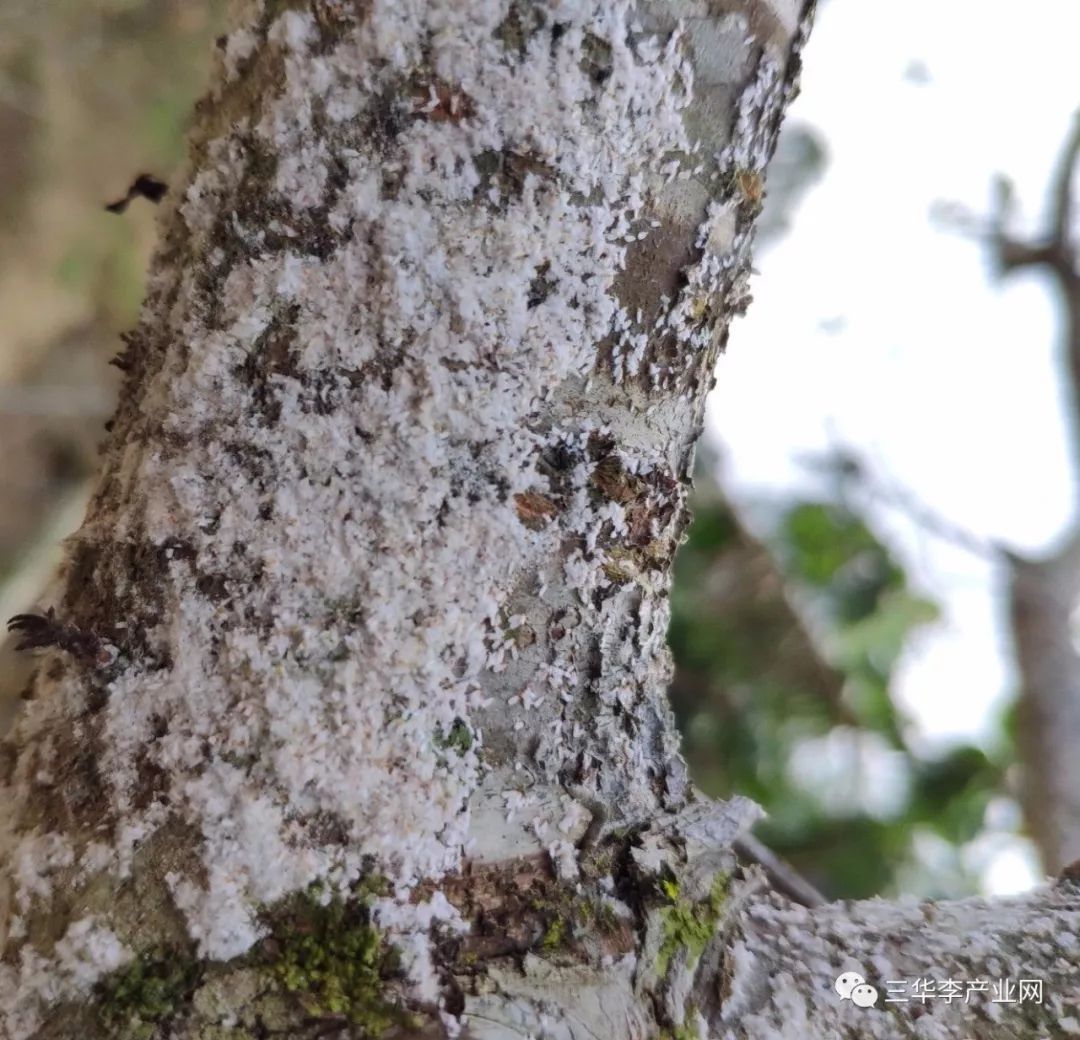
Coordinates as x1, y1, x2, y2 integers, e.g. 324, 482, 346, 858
721, 879, 1080, 1038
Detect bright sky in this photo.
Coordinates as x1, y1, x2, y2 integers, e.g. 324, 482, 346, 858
708, 0, 1080, 890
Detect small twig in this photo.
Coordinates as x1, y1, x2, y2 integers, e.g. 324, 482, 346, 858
871, 471, 1001, 563
734, 833, 825, 908
1049, 112, 1080, 253
987, 115, 1079, 284
933, 113, 1079, 284
933, 118, 1080, 515
799, 444, 1002, 564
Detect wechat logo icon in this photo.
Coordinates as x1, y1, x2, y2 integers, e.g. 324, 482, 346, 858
835, 970, 879, 1009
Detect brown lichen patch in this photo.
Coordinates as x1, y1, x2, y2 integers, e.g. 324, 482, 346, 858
192, 130, 343, 329
579, 30, 614, 87
602, 541, 673, 585
103, 817, 211, 952
60, 534, 178, 673
426, 856, 636, 972
506, 622, 536, 650
307, 0, 374, 51
409, 78, 475, 123
588, 441, 680, 549
54, 733, 111, 833
188, 18, 290, 176
733, 167, 764, 207
235, 302, 302, 426
11, 732, 106, 839
513, 490, 560, 530
473, 148, 557, 208
590, 455, 646, 505
626, 476, 679, 548
131, 744, 171, 814
493, 1, 546, 55
302, 810, 353, 849
527, 261, 557, 309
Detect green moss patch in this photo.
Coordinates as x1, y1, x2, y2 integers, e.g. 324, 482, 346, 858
95, 948, 203, 1039
266, 890, 406, 1035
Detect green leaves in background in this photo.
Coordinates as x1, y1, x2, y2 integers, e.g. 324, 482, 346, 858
670, 482, 1008, 900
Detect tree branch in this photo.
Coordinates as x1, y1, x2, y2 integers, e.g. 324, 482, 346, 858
1049, 111, 1080, 254
720, 880, 1080, 1038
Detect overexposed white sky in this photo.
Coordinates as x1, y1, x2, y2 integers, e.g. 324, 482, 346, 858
711, 0, 1080, 758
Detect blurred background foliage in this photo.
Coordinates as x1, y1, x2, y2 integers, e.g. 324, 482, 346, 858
0, 0, 225, 728
0, 0, 1022, 901
669, 455, 1014, 899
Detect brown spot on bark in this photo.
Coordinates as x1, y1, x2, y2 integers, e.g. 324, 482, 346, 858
236, 303, 302, 425
591, 456, 645, 505
61, 534, 184, 671
429, 854, 637, 971
132, 749, 170, 812
514, 491, 560, 529
527, 261, 557, 308
494, 2, 545, 55
310, 0, 372, 45
734, 168, 764, 206
609, 220, 705, 387
579, 31, 613, 87
474, 148, 557, 207
410, 79, 475, 123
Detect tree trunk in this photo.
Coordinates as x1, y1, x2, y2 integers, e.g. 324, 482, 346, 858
993, 119, 1080, 872
3, 3, 1079, 1038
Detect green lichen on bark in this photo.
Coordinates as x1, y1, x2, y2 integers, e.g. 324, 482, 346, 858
83, 880, 412, 1040
434, 718, 473, 756
655, 872, 730, 978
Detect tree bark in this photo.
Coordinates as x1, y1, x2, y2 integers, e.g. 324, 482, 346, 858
3, 2, 1079, 1039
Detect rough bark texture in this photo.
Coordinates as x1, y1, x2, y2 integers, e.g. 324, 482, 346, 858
2, 2, 1078, 1040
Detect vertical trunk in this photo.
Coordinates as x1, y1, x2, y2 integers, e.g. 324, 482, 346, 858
0, 2, 812, 1035
1010, 537, 1080, 871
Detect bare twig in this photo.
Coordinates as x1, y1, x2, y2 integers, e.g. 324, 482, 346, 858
734, 832, 825, 908
798, 444, 1002, 563
1049, 112, 1080, 254
989, 116, 1080, 506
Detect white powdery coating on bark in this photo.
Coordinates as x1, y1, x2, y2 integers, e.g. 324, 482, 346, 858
0, 918, 131, 1040
86, 0, 694, 960
717, 55, 784, 173
372, 890, 467, 1003
721, 888, 1080, 1039
9, 832, 74, 919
